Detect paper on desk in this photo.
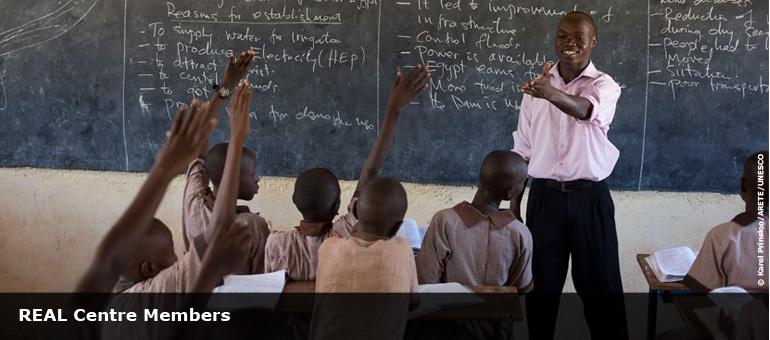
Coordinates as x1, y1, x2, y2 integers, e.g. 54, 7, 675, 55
207, 270, 286, 310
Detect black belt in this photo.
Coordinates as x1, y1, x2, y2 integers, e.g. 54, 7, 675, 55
534, 178, 597, 193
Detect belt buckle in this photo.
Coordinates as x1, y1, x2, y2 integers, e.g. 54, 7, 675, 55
561, 181, 578, 193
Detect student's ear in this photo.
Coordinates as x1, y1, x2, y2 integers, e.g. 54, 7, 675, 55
330, 198, 341, 219
503, 186, 517, 201
139, 260, 158, 279
389, 221, 403, 237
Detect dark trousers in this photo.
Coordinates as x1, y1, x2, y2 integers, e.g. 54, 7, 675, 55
524, 179, 628, 340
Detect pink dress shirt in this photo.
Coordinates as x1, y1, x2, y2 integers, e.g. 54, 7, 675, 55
512, 61, 621, 182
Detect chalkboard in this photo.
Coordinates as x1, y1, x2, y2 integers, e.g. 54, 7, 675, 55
0, 0, 767, 192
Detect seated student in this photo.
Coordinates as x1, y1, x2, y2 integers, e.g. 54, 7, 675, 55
45, 98, 216, 340
311, 177, 419, 340
264, 65, 430, 281
118, 81, 257, 293
684, 151, 769, 293
181, 50, 270, 275
102, 82, 258, 340
416, 150, 533, 292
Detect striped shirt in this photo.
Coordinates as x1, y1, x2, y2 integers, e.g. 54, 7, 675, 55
416, 201, 533, 293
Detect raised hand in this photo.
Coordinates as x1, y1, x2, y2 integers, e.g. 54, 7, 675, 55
222, 50, 255, 88
387, 65, 430, 113
156, 99, 217, 174
519, 63, 554, 99
229, 80, 252, 141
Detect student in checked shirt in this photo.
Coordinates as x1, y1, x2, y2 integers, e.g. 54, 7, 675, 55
684, 151, 769, 294
512, 11, 627, 340
416, 150, 533, 292
181, 50, 271, 275
311, 177, 420, 340
263, 65, 430, 281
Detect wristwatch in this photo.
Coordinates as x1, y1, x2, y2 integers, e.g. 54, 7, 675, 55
213, 84, 232, 99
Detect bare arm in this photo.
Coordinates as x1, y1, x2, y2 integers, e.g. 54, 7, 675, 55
75, 100, 216, 293
520, 63, 592, 120
203, 81, 253, 244
198, 51, 255, 158
191, 222, 251, 293
355, 65, 430, 193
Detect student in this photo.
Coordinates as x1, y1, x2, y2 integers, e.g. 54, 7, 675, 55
181, 50, 270, 275
684, 151, 769, 293
101, 82, 257, 340
311, 177, 419, 340
416, 150, 532, 292
264, 65, 430, 281
45, 98, 215, 340
118, 81, 255, 293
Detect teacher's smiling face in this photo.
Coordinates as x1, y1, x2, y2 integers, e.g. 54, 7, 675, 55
554, 13, 597, 70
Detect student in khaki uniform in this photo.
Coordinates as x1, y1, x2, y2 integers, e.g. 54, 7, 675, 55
311, 177, 419, 340
684, 151, 769, 293
117, 81, 255, 293
181, 50, 270, 275
417, 150, 533, 292
263, 65, 430, 281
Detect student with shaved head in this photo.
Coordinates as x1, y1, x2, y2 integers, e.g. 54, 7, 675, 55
263, 66, 430, 281
417, 150, 532, 292
311, 177, 419, 340
512, 11, 627, 340
684, 151, 770, 293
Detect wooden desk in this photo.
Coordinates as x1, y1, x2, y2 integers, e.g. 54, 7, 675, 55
636, 254, 693, 340
673, 295, 717, 340
276, 281, 522, 322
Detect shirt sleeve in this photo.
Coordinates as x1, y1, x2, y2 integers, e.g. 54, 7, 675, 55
511, 95, 533, 161
331, 196, 359, 238
506, 225, 534, 293
182, 158, 210, 251
264, 233, 283, 274
687, 229, 727, 290
415, 212, 451, 284
574, 76, 621, 128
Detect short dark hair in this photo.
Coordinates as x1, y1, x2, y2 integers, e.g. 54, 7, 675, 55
205, 143, 256, 186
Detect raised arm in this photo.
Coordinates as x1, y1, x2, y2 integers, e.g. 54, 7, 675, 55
75, 100, 216, 293
203, 80, 253, 244
519, 63, 593, 120
198, 51, 255, 158
355, 65, 430, 193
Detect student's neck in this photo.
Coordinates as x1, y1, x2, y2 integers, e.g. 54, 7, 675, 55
352, 224, 390, 242
301, 215, 333, 224
733, 207, 761, 226
471, 191, 502, 215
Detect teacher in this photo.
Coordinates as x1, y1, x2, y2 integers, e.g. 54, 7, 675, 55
511, 11, 628, 340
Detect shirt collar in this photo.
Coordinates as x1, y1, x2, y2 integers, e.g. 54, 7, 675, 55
295, 220, 333, 237
451, 201, 517, 229
550, 61, 601, 80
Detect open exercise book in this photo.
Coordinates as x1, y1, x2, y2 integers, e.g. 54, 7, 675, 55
644, 246, 698, 282
407, 282, 485, 319
207, 270, 286, 310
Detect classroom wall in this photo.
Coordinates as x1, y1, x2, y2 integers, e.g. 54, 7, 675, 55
0, 167, 743, 293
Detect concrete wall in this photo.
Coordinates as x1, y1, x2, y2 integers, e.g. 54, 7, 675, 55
0, 167, 743, 292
